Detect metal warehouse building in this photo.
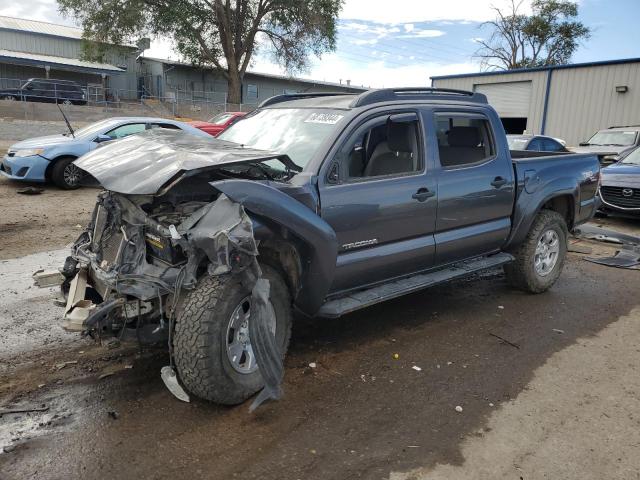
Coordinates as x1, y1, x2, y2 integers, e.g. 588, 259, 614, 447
431, 58, 640, 146
0, 15, 364, 105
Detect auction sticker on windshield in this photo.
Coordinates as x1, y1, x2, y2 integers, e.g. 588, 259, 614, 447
304, 112, 344, 124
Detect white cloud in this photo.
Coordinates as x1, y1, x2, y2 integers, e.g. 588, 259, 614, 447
252, 52, 479, 89
351, 38, 379, 46
399, 29, 446, 38
340, 0, 533, 23
403, 23, 414, 33
341, 21, 401, 37
0, 0, 74, 25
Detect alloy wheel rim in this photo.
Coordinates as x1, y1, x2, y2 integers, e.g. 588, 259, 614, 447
63, 162, 82, 187
534, 229, 560, 276
226, 296, 276, 374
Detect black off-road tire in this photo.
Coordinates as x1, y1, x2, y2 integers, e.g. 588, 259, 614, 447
504, 209, 568, 293
51, 156, 81, 189
173, 265, 292, 405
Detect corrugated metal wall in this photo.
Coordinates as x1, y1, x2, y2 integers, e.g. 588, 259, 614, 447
0, 30, 83, 58
433, 62, 640, 146
545, 63, 640, 145
432, 70, 549, 136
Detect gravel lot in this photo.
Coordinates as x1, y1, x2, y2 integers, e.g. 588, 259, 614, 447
0, 119, 85, 144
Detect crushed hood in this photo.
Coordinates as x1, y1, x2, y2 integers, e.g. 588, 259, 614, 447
74, 129, 293, 195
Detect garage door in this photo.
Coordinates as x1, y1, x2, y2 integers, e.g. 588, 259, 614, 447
474, 81, 532, 118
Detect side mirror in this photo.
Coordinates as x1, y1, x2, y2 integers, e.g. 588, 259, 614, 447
94, 134, 112, 143
24, 85, 33, 90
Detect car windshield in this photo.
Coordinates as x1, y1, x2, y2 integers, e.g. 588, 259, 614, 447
586, 131, 637, 146
72, 119, 125, 139
208, 113, 235, 125
507, 136, 530, 150
218, 108, 346, 169
621, 148, 640, 165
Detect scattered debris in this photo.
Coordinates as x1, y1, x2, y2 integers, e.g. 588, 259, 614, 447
574, 225, 640, 247
489, 333, 520, 349
393, 353, 399, 360
98, 372, 114, 380
489, 403, 495, 407
0, 405, 49, 416
407, 445, 420, 448
107, 410, 119, 420
3, 445, 16, 453
412, 366, 422, 372
585, 249, 640, 269
32, 269, 64, 288
55, 360, 78, 370
455, 406, 463, 413
567, 241, 593, 254
17, 186, 44, 195
498, 305, 504, 310
103, 338, 121, 349
160, 366, 190, 403
308, 362, 317, 369
552, 329, 565, 334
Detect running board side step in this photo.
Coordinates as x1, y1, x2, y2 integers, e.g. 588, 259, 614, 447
317, 252, 514, 318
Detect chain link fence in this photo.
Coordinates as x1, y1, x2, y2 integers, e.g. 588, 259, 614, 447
0, 77, 259, 122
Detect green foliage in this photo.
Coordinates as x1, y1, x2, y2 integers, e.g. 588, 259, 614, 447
58, 0, 342, 102
475, 0, 591, 70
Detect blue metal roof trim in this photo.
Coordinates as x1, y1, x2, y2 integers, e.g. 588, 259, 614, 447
430, 57, 640, 80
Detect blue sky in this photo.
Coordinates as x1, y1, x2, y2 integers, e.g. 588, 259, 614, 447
1, 0, 638, 88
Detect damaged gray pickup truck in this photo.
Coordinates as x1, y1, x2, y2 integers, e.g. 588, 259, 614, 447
60, 88, 601, 407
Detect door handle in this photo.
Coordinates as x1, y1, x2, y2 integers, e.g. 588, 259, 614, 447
491, 176, 507, 188
412, 187, 435, 202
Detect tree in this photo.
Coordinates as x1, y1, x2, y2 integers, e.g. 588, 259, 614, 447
474, 0, 591, 70
58, 0, 343, 104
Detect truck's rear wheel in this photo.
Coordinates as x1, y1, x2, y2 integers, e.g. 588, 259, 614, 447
504, 210, 568, 293
173, 265, 292, 405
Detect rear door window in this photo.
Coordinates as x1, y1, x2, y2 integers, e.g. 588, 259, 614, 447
434, 113, 495, 168
105, 123, 147, 139
149, 123, 181, 130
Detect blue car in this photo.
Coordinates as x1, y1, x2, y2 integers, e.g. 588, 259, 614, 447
1, 117, 210, 189
599, 147, 640, 216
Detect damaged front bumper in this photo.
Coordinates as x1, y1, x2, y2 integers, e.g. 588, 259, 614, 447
60, 190, 258, 338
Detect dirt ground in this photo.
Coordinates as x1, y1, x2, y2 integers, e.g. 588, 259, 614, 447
0, 176, 98, 260
0, 192, 639, 479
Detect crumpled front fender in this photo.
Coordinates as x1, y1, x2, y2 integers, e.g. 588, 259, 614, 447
210, 179, 337, 316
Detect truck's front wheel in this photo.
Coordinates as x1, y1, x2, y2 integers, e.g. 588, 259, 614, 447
504, 210, 568, 293
173, 265, 292, 405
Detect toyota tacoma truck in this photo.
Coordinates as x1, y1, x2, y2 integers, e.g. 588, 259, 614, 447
59, 88, 600, 407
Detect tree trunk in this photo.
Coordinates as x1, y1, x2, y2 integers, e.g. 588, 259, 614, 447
226, 73, 242, 105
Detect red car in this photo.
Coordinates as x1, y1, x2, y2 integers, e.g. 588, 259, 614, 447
189, 112, 246, 137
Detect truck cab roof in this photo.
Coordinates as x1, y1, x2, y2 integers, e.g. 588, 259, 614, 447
259, 88, 488, 111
